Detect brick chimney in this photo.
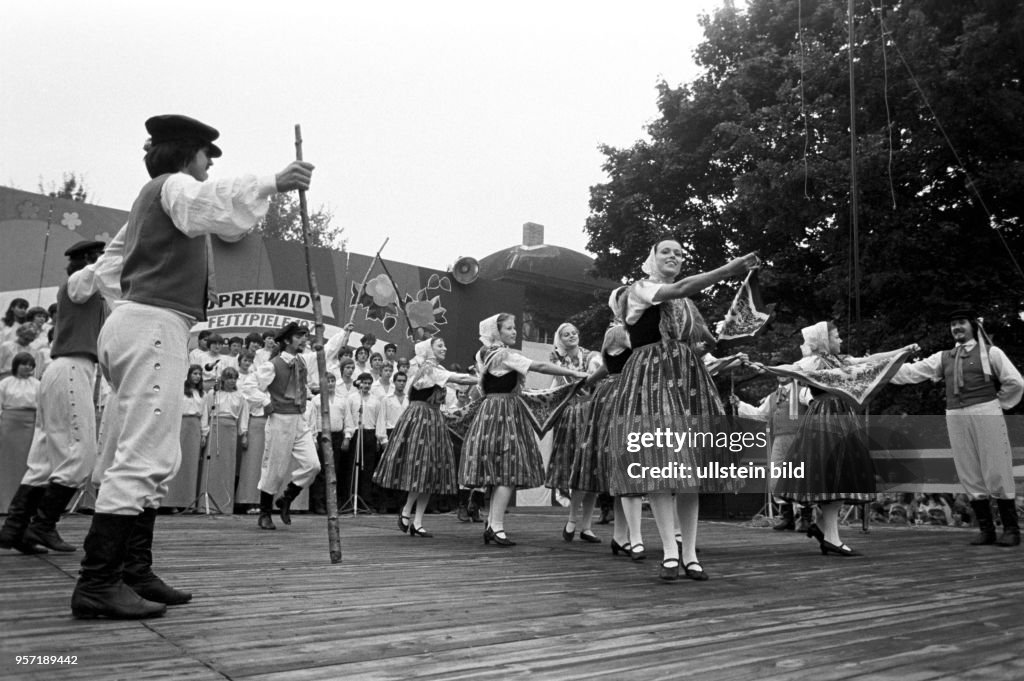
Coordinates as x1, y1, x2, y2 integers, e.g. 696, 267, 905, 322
522, 222, 544, 247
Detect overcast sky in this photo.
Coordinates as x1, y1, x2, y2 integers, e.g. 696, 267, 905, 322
2, 0, 721, 271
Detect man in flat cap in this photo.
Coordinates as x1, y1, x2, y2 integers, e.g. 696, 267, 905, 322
893, 309, 1023, 546
254, 322, 321, 530
69, 114, 314, 620
0, 240, 106, 556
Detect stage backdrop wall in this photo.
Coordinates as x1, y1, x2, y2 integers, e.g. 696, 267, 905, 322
0, 185, 525, 365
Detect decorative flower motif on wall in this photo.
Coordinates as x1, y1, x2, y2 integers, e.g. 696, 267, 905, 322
351, 273, 400, 331
61, 212, 82, 231
17, 201, 39, 219
349, 272, 451, 337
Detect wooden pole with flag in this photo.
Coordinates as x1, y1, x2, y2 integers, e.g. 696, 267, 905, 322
294, 124, 342, 564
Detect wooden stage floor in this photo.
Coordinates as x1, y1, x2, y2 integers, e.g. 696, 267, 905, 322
1, 508, 1022, 681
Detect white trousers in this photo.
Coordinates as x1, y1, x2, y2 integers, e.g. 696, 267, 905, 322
95, 303, 188, 514
257, 412, 320, 496
21, 356, 98, 488
945, 399, 1015, 500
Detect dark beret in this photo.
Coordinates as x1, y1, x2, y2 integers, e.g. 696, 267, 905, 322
145, 114, 222, 158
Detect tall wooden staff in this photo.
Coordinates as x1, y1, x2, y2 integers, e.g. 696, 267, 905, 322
294, 124, 342, 564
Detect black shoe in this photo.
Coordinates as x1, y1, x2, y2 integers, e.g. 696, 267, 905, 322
610, 539, 631, 556
819, 539, 859, 556
659, 558, 680, 581
410, 525, 433, 538
561, 523, 575, 542
630, 543, 647, 561
23, 482, 79, 552
773, 505, 795, 531
122, 509, 192, 605
398, 514, 410, 533
806, 523, 824, 542
484, 527, 515, 547
258, 512, 276, 530
683, 561, 709, 581
578, 530, 601, 544
70, 513, 166, 620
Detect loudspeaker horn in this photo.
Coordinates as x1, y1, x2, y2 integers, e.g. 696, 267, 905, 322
450, 256, 480, 285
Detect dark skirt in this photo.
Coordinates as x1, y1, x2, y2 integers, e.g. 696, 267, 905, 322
774, 395, 875, 504
545, 393, 592, 490
373, 401, 458, 495
236, 415, 266, 504
164, 415, 202, 508
606, 340, 731, 495
570, 376, 618, 493
199, 415, 239, 510
0, 408, 35, 514
459, 393, 544, 488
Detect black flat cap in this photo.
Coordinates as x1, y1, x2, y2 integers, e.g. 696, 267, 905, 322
948, 308, 978, 322
64, 239, 106, 259
145, 114, 222, 158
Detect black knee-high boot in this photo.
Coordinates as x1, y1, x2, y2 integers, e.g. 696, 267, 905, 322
0, 485, 49, 554
996, 499, 1020, 547
70, 513, 166, 619
24, 482, 79, 552
275, 483, 303, 525
122, 508, 192, 604
258, 491, 276, 530
970, 499, 997, 545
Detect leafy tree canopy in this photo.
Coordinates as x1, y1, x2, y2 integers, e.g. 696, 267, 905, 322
255, 192, 345, 251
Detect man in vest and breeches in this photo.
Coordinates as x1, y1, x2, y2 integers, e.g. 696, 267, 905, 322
894, 309, 1023, 546
0, 240, 106, 555
70, 114, 314, 620
254, 322, 321, 530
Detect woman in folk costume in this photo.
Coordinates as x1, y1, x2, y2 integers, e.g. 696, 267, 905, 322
236, 351, 270, 510
163, 366, 207, 509
0, 353, 41, 527
578, 287, 650, 560
754, 321, 917, 556
373, 337, 477, 537
461, 314, 589, 546
545, 322, 602, 543
607, 240, 759, 580
200, 367, 249, 511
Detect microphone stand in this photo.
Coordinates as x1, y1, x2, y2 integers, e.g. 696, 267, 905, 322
339, 392, 373, 516
185, 379, 225, 515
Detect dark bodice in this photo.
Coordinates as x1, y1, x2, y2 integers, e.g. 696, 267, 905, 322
409, 385, 438, 402
603, 349, 632, 375
482, 371, 518, 394
627, 305, 662, 348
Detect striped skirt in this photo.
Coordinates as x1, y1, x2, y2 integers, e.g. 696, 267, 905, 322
545, 393, 592, 490
570, 376, 619, 494
236, 415, 266, 504
459, 393, 544, 489
774, 396, 875, 504
373, 401, 458, 495
164, 414, 202, 508
0, 408, 36, 514
606, 340, 731, 495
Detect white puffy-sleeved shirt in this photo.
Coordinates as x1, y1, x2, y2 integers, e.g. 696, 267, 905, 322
0, 376, 40, 409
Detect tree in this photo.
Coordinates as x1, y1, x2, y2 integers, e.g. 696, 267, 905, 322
38, 172, 89, 202
255, 192, 345, 250
583, 0, 1024, 414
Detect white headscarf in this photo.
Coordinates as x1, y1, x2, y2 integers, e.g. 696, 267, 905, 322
800, 321, 832, 357
608, 286, 627, 323
552, 323, 580, 357
641, 241, 675, 284
409, 338, 439, 389
478, 314, 504, 348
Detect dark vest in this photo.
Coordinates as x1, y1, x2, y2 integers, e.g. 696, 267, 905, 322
50, 283, 105, 362
267, 355, 307, 414
482, 371, 518, 394
627, 305, 662, 348
941, 344, 998, 409
121, 174, 209, 320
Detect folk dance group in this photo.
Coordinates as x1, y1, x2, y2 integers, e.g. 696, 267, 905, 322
1, 113, 1020, 623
